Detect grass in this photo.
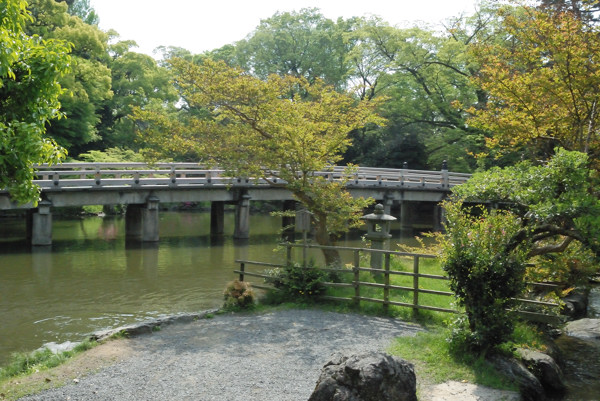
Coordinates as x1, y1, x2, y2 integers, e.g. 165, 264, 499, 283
0, 340, 96, 381
388, 328, 519, 391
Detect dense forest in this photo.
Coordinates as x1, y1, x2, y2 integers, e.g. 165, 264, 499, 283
5, 0, 600, 174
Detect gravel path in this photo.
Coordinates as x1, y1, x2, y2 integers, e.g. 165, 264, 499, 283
20, 309, 422, 401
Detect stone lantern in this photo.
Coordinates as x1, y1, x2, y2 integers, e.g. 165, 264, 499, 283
361, 203, 397, 271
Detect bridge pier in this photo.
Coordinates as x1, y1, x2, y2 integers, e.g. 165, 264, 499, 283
400, 201, 414, 234
234, 193, 251, 239
210, 202, 225, 236
28, 200, 53, 246
433, 204, 446, 232
125, 196, 160, 242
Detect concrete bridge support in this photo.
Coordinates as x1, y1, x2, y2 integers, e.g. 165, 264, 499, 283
400, 201, 414, 234
433, 204, 446, 232
234, 193, 251, 239
210, 201, 225, 236
28, 200, 53, 246
125, 196, 160, 242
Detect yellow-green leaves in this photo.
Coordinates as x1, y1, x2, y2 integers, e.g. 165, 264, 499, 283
468, 7, 600, 163
135, 58, 383, 262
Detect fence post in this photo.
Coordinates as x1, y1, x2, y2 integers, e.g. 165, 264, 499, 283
353, 250, 360, 307
383, 253, 390, 314
286, 243, 292, 265
413, 256, 419, 315
239, 262, 245, 282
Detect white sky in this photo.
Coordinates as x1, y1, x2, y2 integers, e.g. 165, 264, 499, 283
89, 0, 481, 57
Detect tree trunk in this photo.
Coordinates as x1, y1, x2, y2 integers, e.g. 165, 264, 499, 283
314, 215, 342, 267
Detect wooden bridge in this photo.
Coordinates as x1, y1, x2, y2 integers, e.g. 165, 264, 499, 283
0, 163, 471, 245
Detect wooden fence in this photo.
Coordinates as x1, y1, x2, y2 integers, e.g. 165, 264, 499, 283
234, 243, 563, 322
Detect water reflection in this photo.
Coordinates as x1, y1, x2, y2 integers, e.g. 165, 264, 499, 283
0, 212, 286, 365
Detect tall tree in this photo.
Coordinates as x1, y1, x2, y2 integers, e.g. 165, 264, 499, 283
25, 0, 112, 156
0, 0, 71, 204
235, 8, 350, 91
341, 5, 506, 171
134, 59, 383, 266
468, 6, 600, 164
98, 37, 177, 149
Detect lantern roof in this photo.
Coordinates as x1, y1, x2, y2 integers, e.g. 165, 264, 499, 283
361, 203, 397, 222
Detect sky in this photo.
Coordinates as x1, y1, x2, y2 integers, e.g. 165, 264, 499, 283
89, 0, 481, 57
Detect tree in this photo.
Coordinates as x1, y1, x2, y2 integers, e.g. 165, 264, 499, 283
440, 148, 600, 350
98, 37, 177, 149
468, 6, 600, 164
339, 5, 507, 171
235, 8, 350, 91
25, 0, 112, 156
63, 0, 98, 25
0, 0, 71, 204
134, 58, 383, 266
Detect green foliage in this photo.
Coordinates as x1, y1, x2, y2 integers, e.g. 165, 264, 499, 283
77, 147, 145, 162
264, 261, 329, 301
440, 201, 529, 351
223, 280, 256, 309
440, 148, 600, 352
235, 8, 349, 90
454, 148, 600, 259
0, 0, 71, 205
24, 0, 112, 156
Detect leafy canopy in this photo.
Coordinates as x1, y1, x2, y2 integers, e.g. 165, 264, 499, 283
0, 0, 71, 204
135, 58, 383, 264
469, 5, 600, 163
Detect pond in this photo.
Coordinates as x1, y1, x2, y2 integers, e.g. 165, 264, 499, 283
0, 211, 292, 365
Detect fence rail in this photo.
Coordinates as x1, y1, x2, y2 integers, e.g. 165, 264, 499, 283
234, 243, 563, 321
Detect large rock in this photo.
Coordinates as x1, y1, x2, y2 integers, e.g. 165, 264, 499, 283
517, 348, 566, 394
487, 354, 545, 401
564, 318, 600, 340
308, 352, 417, 401
561, 289, 588, 318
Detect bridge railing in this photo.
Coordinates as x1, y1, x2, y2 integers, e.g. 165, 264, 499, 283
29, 163, 470, 191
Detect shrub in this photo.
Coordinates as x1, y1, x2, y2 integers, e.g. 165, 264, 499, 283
440, 201, 529, 352
264, 260, 328, 300
223, 280, 255, 309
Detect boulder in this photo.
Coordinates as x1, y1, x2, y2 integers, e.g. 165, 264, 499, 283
561, 289, 588, 319
308, 352, 417, 401
564, 318, 600, 340
517, 348, 566, 394
487, 354, 545, 401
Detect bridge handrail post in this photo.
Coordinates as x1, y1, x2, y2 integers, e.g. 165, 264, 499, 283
441, 160, 449, 188
169, 165, 176, 184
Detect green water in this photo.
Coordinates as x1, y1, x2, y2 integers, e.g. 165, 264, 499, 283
0, 211, 289, 365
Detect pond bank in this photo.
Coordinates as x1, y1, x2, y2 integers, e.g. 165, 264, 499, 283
4, 309, 520, 401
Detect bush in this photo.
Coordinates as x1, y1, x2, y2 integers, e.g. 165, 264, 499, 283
264, 260, 328, 301
223, 280, 255, 309
440, 201, 528, 352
